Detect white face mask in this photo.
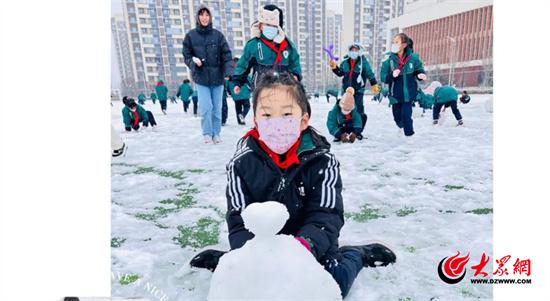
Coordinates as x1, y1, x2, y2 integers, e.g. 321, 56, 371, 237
391, 43, 401, 53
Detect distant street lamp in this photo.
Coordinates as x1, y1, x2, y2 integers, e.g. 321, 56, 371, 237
447, 36, 456, 86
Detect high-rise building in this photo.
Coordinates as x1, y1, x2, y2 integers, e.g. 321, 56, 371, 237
342, 0, 392, 76
325, 10, 342, 91
112, 15, 137, 96
386, 0, 493, 88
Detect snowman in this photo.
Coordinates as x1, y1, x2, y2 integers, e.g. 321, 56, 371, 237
207, 201, 342, 301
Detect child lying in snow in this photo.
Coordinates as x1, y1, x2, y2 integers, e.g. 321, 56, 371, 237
190, 72, 396, 298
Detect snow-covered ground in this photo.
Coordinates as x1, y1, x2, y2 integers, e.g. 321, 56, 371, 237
111, 94, 493, 301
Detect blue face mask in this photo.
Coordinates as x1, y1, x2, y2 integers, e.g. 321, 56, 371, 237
262, 25, 278, 40
348, 51, 359, 60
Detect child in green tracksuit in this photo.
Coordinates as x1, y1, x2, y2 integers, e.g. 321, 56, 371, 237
231, 4, 301, 93
177, 79, 194, 113
326, 88, 339, 103
329, 43, 380, 135
121, 97, 157, 131
380, 33, 427, 137
226, 57, 252, 125
138, 92, 146, 105
327, 88, 363, 143
150, 92, 157, 104
155, 80, 169, 114
431, 82, 464, 126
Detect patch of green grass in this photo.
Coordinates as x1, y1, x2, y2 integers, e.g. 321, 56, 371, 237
345, 204, 386, 222
466, 208, 493, 215
187, 168, 208, 174
413, 177, 435, 185
460, 289, 478, 298
439, 209, 456, 214
134, 166, 155, 174
405, 246, 416, 253
444, 184, 465, 191
173, 217, 221, 249
396, 206, 417, 217
157, 169, 185, 180
111, 237, 126, 248
134, 184, 199, 222
119, 274, 139, 286
135, 212, 157, 221
111, 162, 136, 167
364, 165, 379, 172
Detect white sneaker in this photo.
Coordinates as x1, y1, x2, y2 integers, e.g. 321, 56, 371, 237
204, 135, 212, 144
213, 136, 222, 144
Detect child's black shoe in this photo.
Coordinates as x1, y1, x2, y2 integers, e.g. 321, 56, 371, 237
339, 243, 396, 268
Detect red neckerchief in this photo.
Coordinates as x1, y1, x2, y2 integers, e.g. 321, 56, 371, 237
132, 110, 140, 127
344, 113, 352, 121
260, 37, 289, 68
396, 53, 411, 71
348, 59, 357, 81
244, 128, 301, 170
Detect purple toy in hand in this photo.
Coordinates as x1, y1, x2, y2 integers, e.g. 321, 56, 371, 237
323, 43, 339, 61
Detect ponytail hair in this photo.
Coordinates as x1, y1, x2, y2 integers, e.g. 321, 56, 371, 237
395, 33, 414, 52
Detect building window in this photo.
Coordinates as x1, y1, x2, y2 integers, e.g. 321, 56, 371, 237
172, 9, 180, 15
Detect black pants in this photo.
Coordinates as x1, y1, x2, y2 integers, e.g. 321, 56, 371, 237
159, 100, 167, 111
143, 111, 157, 127
183, 101, 190, 112
353, 92, 367, 133
392, 102, 414, 136
222, 97, 228, 124
234, 99, 250, 124
192, 96, 198, 115
433, 101, 462, 121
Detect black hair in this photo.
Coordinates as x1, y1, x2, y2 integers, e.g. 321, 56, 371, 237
263, 4, 284, 28
233, 56, 240, 62
348, 44, 360, 51
183, 79, 190, 83
198, 7, 210, 16
126, 98, 137, 108
395, 33, 414, 52
252, 72, 310, 117
463, 90, 468, 94
122, 96, 129, 105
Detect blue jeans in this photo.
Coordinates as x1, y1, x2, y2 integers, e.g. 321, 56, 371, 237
197, 84, 223, 137
324, 250, 364, 298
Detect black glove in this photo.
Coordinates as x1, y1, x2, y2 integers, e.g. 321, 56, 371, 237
189, 249, 227, 271
125, 127, 131, 132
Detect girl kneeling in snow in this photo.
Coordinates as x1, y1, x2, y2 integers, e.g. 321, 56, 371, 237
190, 72, 396, 298
121, 97, 157, 131
327, 87, 363, 143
